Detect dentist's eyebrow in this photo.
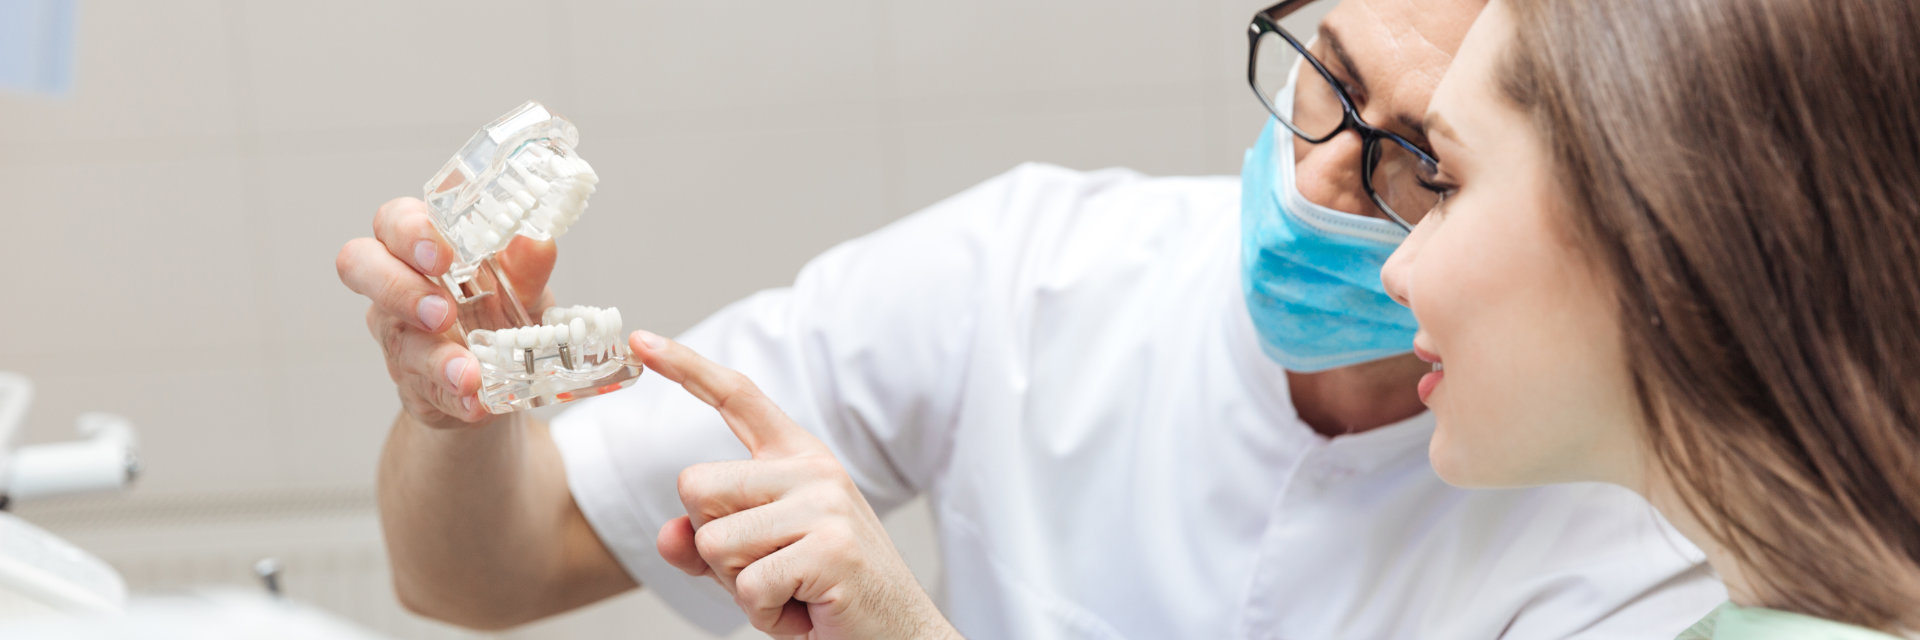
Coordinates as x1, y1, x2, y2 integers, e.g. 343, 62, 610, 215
1323, 24, 1430, 146
1319, 26, 1369, 96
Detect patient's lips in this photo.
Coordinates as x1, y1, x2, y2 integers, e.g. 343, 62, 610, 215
1412, 340, 1444, 403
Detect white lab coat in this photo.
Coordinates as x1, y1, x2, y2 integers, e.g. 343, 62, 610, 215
551, 163, 1727, 639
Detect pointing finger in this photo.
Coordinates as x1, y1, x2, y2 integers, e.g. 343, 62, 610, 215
628, 330, 820, 459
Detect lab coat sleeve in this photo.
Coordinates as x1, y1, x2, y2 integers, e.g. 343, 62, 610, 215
549, 163, 1070, 634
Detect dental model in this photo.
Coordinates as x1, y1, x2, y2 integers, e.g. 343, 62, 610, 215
423, 101, 642, 413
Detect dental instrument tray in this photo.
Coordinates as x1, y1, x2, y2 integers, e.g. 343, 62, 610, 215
423, 101, 642, 413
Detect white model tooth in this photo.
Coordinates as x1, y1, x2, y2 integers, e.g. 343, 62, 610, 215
476, 193, 506, 219
569, 318, 587, 345
470, 344, 497, 368
519, 170, 551, 196
478, 227, 502, 249
536, 324, 555, 348
555, 322, 572, 345
492, 327, 516, 348
601, 308, 622, 343
515, 326, 539, 349
529, 204, 556, 226
497, 175, 524, 194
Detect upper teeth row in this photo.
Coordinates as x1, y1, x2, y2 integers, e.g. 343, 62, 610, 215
542, 304, 620, 336
451, 144, 600, 258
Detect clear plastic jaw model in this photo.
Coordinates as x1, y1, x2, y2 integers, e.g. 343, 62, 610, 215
424, 101, 642, 413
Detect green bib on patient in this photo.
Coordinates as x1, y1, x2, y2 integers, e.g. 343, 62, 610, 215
1678, 602, 1904, 640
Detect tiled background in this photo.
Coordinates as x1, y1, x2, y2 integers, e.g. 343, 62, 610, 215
0, 0, 1329, 637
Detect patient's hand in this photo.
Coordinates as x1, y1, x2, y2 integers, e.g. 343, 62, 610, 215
629, 331, 961, 640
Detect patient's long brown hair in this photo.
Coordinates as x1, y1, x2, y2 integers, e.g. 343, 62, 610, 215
1499, 0, 1920, 630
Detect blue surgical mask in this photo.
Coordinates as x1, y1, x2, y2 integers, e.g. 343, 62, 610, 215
1240, 77, 1418, 372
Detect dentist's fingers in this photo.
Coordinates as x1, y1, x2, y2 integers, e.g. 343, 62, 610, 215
372, 197, 453, 277
338, 237, 456, 333
732, 540, 821, 637
627, 331, 823, 459
366, 308, 486, 426
692, 499, 812, 579
366, 199, 559, 320
676, 458, 841, 528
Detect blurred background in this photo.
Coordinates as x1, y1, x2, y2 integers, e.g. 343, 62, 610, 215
0, 0, 1327, 636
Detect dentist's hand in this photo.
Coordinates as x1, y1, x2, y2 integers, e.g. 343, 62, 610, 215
336, 197, 557, 429
630, 331, 962, 640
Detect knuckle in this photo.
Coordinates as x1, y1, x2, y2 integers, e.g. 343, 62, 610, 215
380, 324, 408, 361
364, 306, 385, 337
818, 522, 854, 552
375, 197, 422, 230
733, 570, 765, 605
692, 522, 731, 562
676, 466, 710, 505
718, 370, 758, 401
797, 454, 842, 479
379, 271, 419, 314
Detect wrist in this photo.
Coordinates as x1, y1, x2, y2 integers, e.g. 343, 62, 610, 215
905, 592, 961, 640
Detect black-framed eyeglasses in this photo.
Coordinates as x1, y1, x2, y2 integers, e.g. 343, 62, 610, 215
1248, 0, 1441, 230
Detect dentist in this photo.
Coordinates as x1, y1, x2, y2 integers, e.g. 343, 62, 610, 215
338, 0, 1726, 636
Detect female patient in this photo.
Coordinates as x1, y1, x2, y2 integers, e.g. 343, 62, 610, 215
1380, 0, 1920, 636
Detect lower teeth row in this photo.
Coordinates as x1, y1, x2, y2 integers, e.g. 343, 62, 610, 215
467, 305, 625, 373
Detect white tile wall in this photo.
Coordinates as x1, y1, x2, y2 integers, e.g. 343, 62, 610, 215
0, 0, 1327, 636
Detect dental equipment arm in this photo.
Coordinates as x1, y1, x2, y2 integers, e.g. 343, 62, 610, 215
0, 372, 138, 617
0, 373, 139, 506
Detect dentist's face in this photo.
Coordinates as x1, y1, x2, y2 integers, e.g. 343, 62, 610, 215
1291, 0, 1484, 219
1379, 1, 1646, 488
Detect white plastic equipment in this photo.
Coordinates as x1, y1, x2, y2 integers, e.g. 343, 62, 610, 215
0, 372, 137, 616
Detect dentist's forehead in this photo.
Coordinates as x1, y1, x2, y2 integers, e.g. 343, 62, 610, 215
1321, 0, 1485, 125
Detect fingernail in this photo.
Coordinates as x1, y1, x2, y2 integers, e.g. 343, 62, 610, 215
635, 330, 667, 350
462, 396, 478, 414
444, 356, 469, 386
412, 241, 438, 272
417, 295, 450, 330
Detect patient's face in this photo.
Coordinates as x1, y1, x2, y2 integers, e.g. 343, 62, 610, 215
1379, 0, 1646, 490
